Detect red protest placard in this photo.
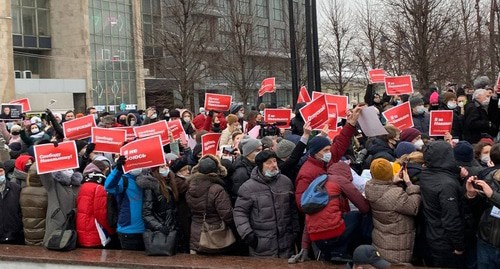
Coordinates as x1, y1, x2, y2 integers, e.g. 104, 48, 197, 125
63, 115, 96, 140
496, 72, 500, 94
382, 102, 414, 131
34, 141, 79, 174
312, 92, 349, 118
328, 126, 343, 141
117, 126, 136, 142
204, 93, 232, 112
120, 136, 165, 174
167, 119, 187, 142
201, 133, 222, 156
92, 127, 127, 154
258, 77, 276, 97
264, 109, 292, 128
299, 95, 329, 130
297, 86, 311, 103
134, 121, 169, 145
316, 103, 338, 131
10, 98, 31, 113
368, 69, 386, 84
429, 110, 453, 137
384, 75, 414, 95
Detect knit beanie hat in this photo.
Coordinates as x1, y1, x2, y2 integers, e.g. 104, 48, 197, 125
0, 162, 4, 170
443, 92, 457, 104
409, 97, 424, 108
169, 110, 180, 118
400, 128, 421, 142
395, 142, 416, 158
370, 158, 394, 181
91, 160, 108, 173
230, 104, 244, 115
226, 114, 239, 126
15, 155, 34, 171
83, 162, 102, 176
240, 138, 262, 157
198, 157, 217, 174
275, 139, 296, 160
308, 136, 331, 156
10, 124, 21, 133
255, 150, 277, 171
453, 141, 474, 163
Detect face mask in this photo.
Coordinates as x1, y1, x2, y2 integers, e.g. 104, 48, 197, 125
396, 100, 402, 105
416, 106, 426, 115
447, 102, 457, 110
414, 139, 424, 150
24, 164, 32, 173
238, 112, 244, 119
159, 167, 170, 177
458, 101, 465, 108
374, 98, 381, 104
11, 131, 20, 136
129, 169, 142, 176
130, 120, 136, 126
119, 119, 126, 125
62, 169, 74, 178
37, 123, 42, 128
481, 155, 490, 164
151, 113, 157, 119
31, 128, 39, 134
264, 169, 279, 178
321, 152, 332, 163
183, 117, 191, 123
0, 175, 5, 184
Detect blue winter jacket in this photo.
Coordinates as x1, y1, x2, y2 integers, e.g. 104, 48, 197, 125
105, 168, 145, 235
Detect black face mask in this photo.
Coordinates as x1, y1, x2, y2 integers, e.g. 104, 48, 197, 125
118, 119, 126, 125
11, 131, 20, 136
24, 163, 32, 173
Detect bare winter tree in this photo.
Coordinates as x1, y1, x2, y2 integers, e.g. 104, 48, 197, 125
211, 1, 270, 107
354, 0, 384, 74
320, 0, 359, 95
143, 0, 211, 111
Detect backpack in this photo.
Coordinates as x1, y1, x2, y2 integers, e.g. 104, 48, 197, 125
301, 174, 340, 214
45, 209, 77, 251
107, 176, 128, 228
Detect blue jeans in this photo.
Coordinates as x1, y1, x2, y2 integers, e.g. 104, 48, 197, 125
477, 238, 500, 269
313, 211, 361, 260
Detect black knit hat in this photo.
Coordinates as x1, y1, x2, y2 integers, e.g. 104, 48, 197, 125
255, 150, 277, 171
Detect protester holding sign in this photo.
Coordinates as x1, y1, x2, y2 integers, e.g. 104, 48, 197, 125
409, 97, 430, 135
104, 155, 145, 251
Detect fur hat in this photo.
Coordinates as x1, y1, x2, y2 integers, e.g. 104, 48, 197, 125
400, 128, 421, 142
240, 138, 262, 157
308, 136, 331, 156
226, 114, 239, 126
370, 158, 394, 181
275, 139, 296, 160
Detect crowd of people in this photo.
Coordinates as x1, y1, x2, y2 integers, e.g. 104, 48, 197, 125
0, 77, 499, 269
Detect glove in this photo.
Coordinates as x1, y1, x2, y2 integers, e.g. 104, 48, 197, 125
53, 141, 59, 147
116, 155, 126, 172
85, 143, 96, 156
208, 110, 214, 117
244, 232, 258, 249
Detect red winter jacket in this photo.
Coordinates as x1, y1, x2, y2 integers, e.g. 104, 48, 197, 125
76, 181, 114, 247
295, 123, 356, 209
193, 113, 206, 131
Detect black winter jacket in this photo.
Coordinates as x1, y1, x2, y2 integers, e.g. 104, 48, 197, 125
0, 181, 23, 243
231, 156, 255, 199
463, 100, 497, 144
419, 141, 464, 252
277, 139, 307, 184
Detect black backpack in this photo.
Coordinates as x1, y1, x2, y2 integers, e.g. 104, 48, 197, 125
107, 176, 128, 228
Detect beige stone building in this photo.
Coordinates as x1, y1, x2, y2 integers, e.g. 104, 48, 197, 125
2, 0, 145, 114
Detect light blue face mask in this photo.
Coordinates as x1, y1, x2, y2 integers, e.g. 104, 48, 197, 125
0, 175, 5, 184
264, 169, 279, 178
129, 169, 142, 176
321, 152, 332, 163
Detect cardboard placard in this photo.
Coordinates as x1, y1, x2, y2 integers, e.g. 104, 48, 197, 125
299, 95, 329, 130
429, 110, 453, 136
258, 77, 276, 97
201, 133, 222, 156
316, 103, 338, 131
10, 98, 31, 113
297, 86, 311, 103
117, 126, 136, 142
34, 141, 79, 174
382, 102, 414, 131
0, 104, 23, 121
312, 92, 349, 118
63, 115, 96, 140
167, 119, 187, 143
120, 136, 165, 174
92, 127, 127, 154
368, 69, 387, 84
133, 121, 169, 145
204, 93, 232, 112
264, 109, 292, 129
384, 75, 414, 96
328, 126, 343, 141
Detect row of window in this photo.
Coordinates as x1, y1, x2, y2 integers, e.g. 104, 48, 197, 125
11, 1, 50, 36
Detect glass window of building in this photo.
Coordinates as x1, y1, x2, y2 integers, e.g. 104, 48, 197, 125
89, 0, 137, 107
274, 28, 285, 48
256, 0, 268, 18
11, 4, 21, 34
256, 25, 269, 48
273, 0, 282, 21
12, 0, 50, 37
22, 6, 36, 35
238, 0, 250, 15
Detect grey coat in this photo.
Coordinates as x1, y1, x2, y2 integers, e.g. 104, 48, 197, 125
234, 167, 299, 258
40, 171, 82, 246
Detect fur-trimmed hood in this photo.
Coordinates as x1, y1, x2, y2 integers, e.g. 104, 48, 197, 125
191, 154, 227, 178
52, 170, 83, 186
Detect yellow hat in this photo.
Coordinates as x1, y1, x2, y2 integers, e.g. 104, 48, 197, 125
370, 158, 394, 181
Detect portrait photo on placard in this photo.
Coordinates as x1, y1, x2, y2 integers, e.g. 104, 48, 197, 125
0, 104, 23, 121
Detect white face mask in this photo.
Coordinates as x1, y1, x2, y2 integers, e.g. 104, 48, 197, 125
481, 154, 491, 164
130, 120, 136, 126
321, 152, 332, 163
151, 113, 157, 119
416, 106, 426, 115
0, 175, 5, 185
264, 169, 279, 178
458, 101, 465, 108
237, 112, 244, 119
414, 139, 425, 150
447, 101, 457, 109
159, 167, 170, 177
183, 117, 191, 123
31, 127, 40, 134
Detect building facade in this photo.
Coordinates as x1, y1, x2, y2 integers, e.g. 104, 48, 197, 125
3, 0, 146, 113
